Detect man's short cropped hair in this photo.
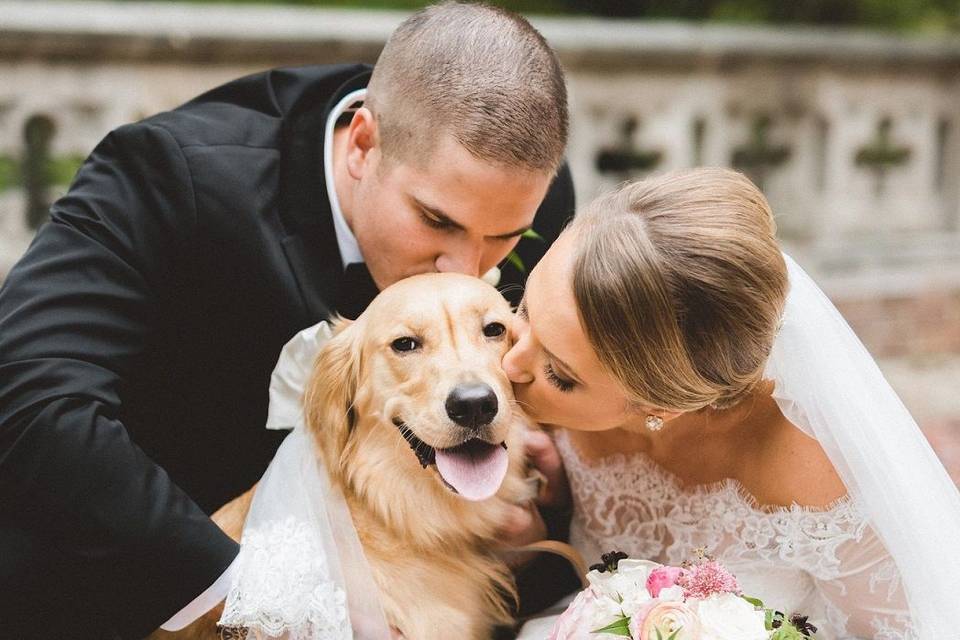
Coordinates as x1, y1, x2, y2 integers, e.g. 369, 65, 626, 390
365, 1, 568, 174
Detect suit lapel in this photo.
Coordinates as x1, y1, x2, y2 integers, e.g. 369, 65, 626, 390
277, 67, 372, 324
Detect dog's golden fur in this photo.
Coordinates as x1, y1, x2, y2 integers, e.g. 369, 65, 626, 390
152, 273, 534, 640
306, 273, 533, 639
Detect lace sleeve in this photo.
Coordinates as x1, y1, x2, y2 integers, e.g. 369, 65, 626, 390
813, 525, 916, 640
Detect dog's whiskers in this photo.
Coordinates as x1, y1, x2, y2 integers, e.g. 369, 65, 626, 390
392, 419, 437, 468
508, 397, 535, 411
497, 283, 525, 298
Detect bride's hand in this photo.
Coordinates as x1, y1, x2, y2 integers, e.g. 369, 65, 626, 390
525, 429, 571, 511
497, 429, 572, 568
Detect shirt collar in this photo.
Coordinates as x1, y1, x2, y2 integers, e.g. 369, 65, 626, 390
323, 88, 367, 269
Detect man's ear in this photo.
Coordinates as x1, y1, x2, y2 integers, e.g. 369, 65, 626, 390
345, 107, 379, 181
304, 317, 362, 478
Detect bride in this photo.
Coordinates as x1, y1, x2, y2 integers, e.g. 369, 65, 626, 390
503, 168, 960, 639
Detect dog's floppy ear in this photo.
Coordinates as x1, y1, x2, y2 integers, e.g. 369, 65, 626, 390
304, 317, 362, 477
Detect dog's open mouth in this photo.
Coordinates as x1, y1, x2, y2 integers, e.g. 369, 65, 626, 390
393, 417, 509, 501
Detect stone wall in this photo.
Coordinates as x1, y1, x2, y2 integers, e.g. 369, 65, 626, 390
1, 0, 959, 479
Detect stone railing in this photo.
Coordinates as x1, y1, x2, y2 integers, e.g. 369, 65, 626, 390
2, 1, 960, 478
2, 0, 960, 338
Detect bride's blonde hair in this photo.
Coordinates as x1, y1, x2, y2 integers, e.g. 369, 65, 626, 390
570, 168, 788, 412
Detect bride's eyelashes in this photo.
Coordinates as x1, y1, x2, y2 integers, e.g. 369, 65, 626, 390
544, 362, 575, 392
516, 297, 574, 391
515, 296, 574, 391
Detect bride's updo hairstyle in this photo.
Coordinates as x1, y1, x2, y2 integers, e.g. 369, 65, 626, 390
570, 168, 788, 412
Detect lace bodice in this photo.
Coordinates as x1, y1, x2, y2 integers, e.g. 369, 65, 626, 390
555, 430, 916, 640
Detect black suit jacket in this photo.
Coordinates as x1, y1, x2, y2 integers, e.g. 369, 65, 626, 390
0, 65, 574, 637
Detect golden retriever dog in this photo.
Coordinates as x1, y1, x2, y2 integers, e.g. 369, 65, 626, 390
154, 272, 536, 640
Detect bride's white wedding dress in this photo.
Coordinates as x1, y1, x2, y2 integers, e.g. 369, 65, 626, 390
518, 254, 960, 639
555, 429, 914, 640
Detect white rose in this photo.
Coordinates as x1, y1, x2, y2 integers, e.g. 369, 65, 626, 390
655, 585, 685, 603
585, 569, 611, 592
587, 570, 624, 603
698, 593, 768, 640
589, 560, 659, 603
592, 592, 626, 629
617, 559, 661, 584
481, 266, 501, 286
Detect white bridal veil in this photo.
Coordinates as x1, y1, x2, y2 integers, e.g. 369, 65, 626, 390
219, 322, 391, 639
765, 255, 960, 637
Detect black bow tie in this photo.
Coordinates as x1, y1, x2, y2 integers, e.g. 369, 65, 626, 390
335, 262, 380, 320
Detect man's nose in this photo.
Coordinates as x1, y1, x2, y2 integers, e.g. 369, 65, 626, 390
435, 241, 484, 276
502, 324, 534, 384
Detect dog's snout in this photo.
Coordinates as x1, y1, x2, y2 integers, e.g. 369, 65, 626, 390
445, 383, 498, 430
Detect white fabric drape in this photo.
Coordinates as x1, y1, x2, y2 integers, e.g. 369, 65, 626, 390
765, 254, 960, 637
219, 322, 391, 639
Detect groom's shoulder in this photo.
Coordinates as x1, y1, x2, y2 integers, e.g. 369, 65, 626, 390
140, 64, 373, 152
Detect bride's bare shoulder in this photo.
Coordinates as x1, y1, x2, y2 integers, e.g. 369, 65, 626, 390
750, 408, 848, 510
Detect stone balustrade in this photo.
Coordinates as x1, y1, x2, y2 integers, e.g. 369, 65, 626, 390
2, 3, 960, 469
3, 2, 959, 298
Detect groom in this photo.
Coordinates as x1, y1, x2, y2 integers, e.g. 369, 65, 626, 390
0, 3, 574, 637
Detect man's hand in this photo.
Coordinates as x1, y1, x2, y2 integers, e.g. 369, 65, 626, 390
498, 429, 571, 568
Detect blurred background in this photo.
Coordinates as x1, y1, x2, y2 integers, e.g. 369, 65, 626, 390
1, 0, 959, 481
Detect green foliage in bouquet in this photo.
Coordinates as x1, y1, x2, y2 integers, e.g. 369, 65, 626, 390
766, 609, 818, 639
504, 228, 545, 274
592, 616, 631, 636
742, 596, 817, 639
590, 617, 682, 639
770, 626, 810, 640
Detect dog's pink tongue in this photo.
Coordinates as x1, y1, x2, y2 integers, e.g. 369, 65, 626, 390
435, 440, 509, 501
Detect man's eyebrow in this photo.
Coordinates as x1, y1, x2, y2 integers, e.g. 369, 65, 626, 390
493, 223, 533, 239
413, 196, 531, 239
413, 197, 465, 231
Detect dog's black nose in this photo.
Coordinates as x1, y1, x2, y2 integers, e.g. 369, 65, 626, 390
445, 383, 498, 430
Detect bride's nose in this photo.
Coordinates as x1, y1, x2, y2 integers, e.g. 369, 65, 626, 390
503, 318, 534, 384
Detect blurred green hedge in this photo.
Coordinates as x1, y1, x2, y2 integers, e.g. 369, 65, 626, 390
127, 0, 960, 32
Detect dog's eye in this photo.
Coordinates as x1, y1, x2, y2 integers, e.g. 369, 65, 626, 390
483, 322, 506, 338
391, 337, 421, 353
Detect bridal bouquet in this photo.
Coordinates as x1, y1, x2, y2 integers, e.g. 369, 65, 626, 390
549, 551, 817, 640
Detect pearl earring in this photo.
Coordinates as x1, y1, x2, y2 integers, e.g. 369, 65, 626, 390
645, 415, 664, 432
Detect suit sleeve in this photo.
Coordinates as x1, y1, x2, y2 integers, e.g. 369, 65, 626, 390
0, 123, 239, 637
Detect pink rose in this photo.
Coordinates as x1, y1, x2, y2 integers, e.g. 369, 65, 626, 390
630, 602, 701, 640
645, 566, 684, 598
